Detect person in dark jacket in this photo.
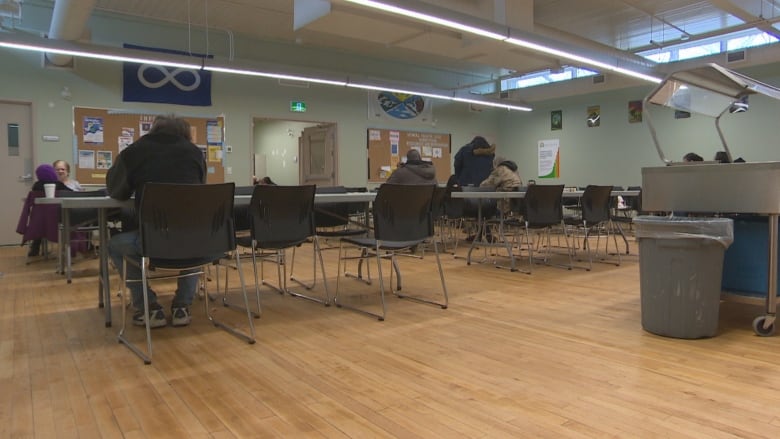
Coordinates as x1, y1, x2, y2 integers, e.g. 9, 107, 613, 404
386, 149, 436, 185
453, 136, 495, 186
106, 115, 206, 328
21, 164, 73, 256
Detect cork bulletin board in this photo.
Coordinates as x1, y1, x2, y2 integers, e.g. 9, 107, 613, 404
72, 107, 225, 185
367, 128, 451, 183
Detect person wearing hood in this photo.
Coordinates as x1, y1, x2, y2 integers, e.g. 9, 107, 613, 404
480, 156, 523, 214
20, 164, 73, 256
386, 149, 436, 185
453, 136, 495, 186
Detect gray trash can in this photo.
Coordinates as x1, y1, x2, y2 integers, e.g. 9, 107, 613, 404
634, 216, 734, 339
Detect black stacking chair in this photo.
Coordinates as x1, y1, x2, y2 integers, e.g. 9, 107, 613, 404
218, 185, 271, 309
290, 185, 369, 293
612, 186, 642, 254
563, 185, 621, 270
516, 184, 573, 272
223, 185, 329, 317
334, 184, 448, 321
116, 182, 255, 365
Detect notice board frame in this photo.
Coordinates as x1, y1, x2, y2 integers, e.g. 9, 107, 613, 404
72, 107, 225, 185
367, 128, 451, 183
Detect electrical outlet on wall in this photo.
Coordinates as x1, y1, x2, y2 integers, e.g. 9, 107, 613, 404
226, 167, 232, 175
226, 145, 233, 153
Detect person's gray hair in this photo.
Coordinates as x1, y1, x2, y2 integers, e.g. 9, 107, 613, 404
149, 114, 192, 141
406, 149, 422, 161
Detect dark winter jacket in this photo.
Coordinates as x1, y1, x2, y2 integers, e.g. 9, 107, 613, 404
106, 132, 206, 211
453, 136, 495, 186
386, 160, 437, 185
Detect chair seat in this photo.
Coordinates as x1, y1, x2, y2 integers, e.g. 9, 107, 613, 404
342, 236, 425, 251
149, 254, 226, 270
316, 228, 367, 238
236, 236, 308, 250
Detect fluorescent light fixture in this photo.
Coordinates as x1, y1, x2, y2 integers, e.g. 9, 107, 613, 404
205, 66, 348, 87
343, 0, 662, 84
344, 0, 507, 40
0, 40, 201, 70
504, 38, 662, 84
0, 31, 531, 111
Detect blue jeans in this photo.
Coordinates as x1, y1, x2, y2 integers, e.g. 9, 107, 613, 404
108, 231, 199, 310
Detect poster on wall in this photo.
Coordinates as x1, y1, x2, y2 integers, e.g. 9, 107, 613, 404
586, 106, 601, 127
83, 117, 104, 143
538, 139, 560, 179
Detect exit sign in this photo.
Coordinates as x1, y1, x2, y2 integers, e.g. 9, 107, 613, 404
290, 101, 307, 112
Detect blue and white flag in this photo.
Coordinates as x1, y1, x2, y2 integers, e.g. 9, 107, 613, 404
123, 44, 212, 106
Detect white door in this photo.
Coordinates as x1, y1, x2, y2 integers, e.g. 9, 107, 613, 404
300, 124, 337, 187
0, 101, 34, 245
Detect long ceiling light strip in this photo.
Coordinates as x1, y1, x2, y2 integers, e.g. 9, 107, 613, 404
343, 0, 662, 84
0, 41, 202, 70
0, 34, 532, 111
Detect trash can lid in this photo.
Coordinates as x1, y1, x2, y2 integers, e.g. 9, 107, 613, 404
633, 216, 734, 248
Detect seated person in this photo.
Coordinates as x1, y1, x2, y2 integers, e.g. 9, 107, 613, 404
682, 152, 703, 162
53, 160, 83, 191
19, 164, 72, 256
386, 149, 436, 185
480, 156, 522, 215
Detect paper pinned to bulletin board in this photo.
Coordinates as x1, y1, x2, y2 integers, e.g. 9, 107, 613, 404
367, 128, 451, 182
73, 107, 226, 184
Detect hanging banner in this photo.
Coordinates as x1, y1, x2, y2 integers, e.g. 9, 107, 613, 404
122, 44, 212, 106
538, 138, 560, 179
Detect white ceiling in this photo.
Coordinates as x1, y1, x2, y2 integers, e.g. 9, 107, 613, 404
19, 0, 780, 94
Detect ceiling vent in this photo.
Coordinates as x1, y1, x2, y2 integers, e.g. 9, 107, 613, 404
592, 74, 606, 85
726, 50, 747, 64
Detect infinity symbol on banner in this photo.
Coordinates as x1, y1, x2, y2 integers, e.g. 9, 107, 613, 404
137, 64, 202, 91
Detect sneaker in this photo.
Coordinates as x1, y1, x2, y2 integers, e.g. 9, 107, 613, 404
171, 307, 192, 327
132, 304, 167, 328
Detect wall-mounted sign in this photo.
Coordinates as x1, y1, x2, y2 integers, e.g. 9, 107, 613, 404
290, 101, 307, 112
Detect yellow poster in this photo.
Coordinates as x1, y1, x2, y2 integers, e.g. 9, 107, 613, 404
208, 146, 222, 163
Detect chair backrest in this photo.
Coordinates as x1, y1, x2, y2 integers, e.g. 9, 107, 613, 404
430, 186, 448, 220
138, 183, 236, 260
460, 186, 498, 219
444, 185, 464, 218
524, 184, 565, 227
580, 185, 613, 224
373, 184, 435, 242
249, 184, 316, 248
233, 185, 255, 231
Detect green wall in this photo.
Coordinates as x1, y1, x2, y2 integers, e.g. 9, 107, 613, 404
4, 2, 780, 188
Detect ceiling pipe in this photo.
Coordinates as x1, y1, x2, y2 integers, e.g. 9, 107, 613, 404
46, 0, 97, 67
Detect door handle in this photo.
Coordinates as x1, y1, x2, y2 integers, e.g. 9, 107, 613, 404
19, 174, 32, 182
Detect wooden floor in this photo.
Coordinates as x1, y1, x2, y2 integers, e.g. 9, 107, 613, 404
1, 236, 780, 438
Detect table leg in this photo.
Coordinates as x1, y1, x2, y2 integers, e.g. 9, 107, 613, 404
98, 208, 112, 327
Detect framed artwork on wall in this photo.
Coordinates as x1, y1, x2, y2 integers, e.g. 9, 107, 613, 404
551, 110, 562, 130
628, 100, 643, 123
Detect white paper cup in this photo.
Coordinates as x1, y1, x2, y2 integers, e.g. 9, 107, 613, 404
44, 183, 56, 198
